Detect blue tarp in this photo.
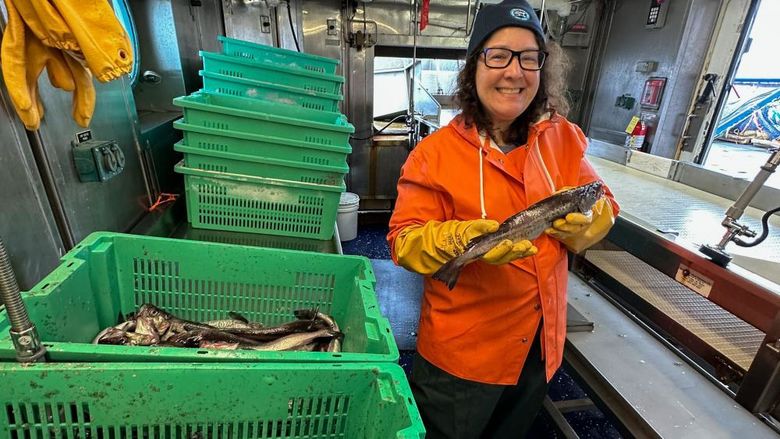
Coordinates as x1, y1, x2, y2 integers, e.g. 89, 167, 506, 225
715, 87, 780, 142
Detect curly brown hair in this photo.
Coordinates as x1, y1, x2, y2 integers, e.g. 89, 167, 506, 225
455, 36, 570, 145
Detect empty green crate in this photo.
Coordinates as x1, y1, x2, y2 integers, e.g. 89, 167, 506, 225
202, 51, 343, 95
220, 35, 340, 75
201, 70, 342, 112
0, 232, 398, 362
173, 91, 354, 147
0, 362, 425, 438
174, 119, 351, 168
176, 162, 343, 240
176, 142, 348, 187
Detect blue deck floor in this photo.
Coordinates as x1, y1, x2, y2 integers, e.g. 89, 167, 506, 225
342, 223, 624, 438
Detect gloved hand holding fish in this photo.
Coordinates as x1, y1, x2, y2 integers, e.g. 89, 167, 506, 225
432, 181, 608, 289
93, 304, 344, 353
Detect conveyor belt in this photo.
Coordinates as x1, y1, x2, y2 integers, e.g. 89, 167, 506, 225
585, 249, 764, 371
589, 156, 780, 266
566, 275, 778, 438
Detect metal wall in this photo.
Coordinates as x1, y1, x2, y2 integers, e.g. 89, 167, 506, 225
367, 0, 472, 49
35, 77, 152, 244
223, 0, 302, 52
0, 90, 64, 290
652, 0, 720, 159
0, 5, 156, 287
171, 0, 224, 94
132, 0, 187, 114
585, 0, 719, 159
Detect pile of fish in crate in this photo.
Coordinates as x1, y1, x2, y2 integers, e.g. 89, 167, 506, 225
0, 38, 425, 438
174, 36, 354, 240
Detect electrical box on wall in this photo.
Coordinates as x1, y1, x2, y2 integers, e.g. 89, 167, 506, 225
72, 133, 125, 183
645, 0, 669, 29
635, 60, 658, 73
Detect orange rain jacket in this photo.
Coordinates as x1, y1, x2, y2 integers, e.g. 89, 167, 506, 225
388, 114, 619, 385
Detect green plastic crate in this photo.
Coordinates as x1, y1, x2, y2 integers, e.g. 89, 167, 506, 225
202, 51, 343, 95
220, 35, 340, 75
174, 119, 350, 168
176, 142, 348, 187
0, 232, 398, 362
0, 362, 425, 438
201, 70, 342, 113
183, 225, 337, 253
173, 91, 354, 147
176, 162, 343, 239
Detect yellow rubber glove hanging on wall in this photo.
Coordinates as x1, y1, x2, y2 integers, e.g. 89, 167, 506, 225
23, 32, 79, 129
1, 0, 40, 128
395, 219, 537, 275
14, 0, 78, 50
51, 0, 134, 82
62, 53, 96, 127
2, 0, 119, 129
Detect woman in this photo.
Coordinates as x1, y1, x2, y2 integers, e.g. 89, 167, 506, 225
387, 1, 619, 437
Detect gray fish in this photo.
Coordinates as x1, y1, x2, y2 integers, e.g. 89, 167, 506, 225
433, 181, 606, 290
294, 309, 342, 353
249, 329, 341, 351
205, 319, 262, 331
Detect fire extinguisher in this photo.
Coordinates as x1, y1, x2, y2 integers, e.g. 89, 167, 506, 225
625, 120, 647, 149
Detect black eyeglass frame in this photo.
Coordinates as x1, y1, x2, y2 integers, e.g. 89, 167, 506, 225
479, 48, 549, 71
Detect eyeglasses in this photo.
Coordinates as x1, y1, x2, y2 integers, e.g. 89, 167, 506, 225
480, 48, 548, 71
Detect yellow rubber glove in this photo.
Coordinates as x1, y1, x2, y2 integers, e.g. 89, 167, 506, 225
62, 53, 96, 128
14, 0, 78, 50
22, 32, 79, 130
546, 197, 615, 253
1, 0, 40, 128
482, 239, 538, 264
51, 0, 134, 82
394, 219, 499, 275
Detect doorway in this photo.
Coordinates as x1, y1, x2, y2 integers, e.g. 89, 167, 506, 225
702, 0, 780, 189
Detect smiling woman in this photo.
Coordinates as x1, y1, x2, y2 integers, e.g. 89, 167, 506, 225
387, 1, 619, 437
457, 27, 571, 149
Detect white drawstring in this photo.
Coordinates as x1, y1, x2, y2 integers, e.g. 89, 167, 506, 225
479, 145, 487, 219
532, 136, 556, 192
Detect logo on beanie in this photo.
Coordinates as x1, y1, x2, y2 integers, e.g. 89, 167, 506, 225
510, 8, 531, 21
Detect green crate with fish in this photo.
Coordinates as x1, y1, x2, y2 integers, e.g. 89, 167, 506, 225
0, 362, 425, 438
0, 232, 399, 363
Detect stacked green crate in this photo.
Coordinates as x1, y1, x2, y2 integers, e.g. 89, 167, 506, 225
174, 37, 354, 240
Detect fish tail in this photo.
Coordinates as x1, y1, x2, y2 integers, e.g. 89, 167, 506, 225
432, 259, 464, 290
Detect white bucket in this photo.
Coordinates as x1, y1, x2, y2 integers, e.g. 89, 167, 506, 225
337, 192, 360, 241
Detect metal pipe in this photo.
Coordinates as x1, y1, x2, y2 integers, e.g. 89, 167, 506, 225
724, 147, 780, 221
0, 238, 46, 362
714, 147, 780, 248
